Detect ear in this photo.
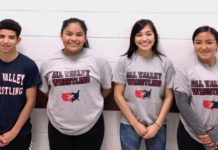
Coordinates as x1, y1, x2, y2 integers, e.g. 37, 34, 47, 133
17, 37, 21, 44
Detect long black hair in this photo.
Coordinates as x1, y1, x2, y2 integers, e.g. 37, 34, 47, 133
124, 19, 164, 58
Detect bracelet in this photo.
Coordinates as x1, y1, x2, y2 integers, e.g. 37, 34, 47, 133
154, 122, 161, 128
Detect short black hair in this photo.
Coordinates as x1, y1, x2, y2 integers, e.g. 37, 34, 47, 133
0, 19, 22, 37
192, 26, 218, 43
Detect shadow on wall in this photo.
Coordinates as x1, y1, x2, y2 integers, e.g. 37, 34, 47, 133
35, 84, 179, 112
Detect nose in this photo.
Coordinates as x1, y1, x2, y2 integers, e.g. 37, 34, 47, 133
70, 35, 77, 41
201, 43, 207, 50
142, 35, 148, 41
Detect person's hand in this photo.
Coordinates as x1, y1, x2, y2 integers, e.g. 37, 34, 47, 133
1, 130, 18, 146
204, 126, 218, 150
204, 143, 217, 150
199, 134, 213, 145
0, 135, 7, 147
199, 134, 217, 150
133, 121, 147, 137
143, 123, 160, 139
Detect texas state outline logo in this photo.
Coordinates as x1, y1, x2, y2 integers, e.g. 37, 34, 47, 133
61, 90, 80, 103
135, 89, 152, 99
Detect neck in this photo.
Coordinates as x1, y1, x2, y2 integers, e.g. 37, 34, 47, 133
0, 51, 19, 62
62, 48, 83, 56
199, 56, 216, 67
137, 49, 153, 58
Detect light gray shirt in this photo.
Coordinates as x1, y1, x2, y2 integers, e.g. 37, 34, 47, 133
113, 54, 175, 125
40, 48, 112, 135
174, 57, 218, 144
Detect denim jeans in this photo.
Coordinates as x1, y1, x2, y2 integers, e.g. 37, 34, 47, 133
120, 123, 166, 150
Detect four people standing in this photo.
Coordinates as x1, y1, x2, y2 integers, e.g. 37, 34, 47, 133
0, 17, 217, 150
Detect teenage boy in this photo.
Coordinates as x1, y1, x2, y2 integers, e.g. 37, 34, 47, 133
0, 19, 41, 150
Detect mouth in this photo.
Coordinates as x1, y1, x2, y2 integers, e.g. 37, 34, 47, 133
0, 45, 11, 50
139, 42, 151, 48
200, 51, 209, 56
68, 43, 80, 47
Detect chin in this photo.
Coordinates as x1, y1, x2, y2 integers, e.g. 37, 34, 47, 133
199, 57, 210, 62
138, 47, 149, 50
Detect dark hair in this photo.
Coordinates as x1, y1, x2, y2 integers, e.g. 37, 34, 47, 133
124, 19, 164, 58
61, 18, 89, 48
192, 26, 218, 43
0, 19, 21, 37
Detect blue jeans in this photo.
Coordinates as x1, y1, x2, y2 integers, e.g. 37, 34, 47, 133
120, 123, 166, 150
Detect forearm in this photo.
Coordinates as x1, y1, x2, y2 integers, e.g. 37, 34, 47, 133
174, 91, 207, 135
114, 94, 139, 126
11, 87, 36, 135
155, 89, 173, 126
12, 99, 35, 134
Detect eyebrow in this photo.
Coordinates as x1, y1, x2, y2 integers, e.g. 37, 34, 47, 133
195, 39, 215, 41
137, 31, 153, 34
0, 34, 16, 37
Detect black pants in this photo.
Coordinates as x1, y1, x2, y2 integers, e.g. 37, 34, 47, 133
177, 121, 205, 150
0, 133, 31, 150
48, 114, 104, 150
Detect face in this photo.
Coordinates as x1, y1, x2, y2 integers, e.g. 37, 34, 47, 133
0, 29, 20, 54
193, 32, 217, 65
61, 22, 86, 55
135, 25, 155, 56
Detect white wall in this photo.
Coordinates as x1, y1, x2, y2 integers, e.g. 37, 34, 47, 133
1, 0, 218, 149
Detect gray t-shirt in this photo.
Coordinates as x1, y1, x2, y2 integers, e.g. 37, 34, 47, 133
113, 54, 174, 125
40, 48, 112, 135
174, 57, 218, 144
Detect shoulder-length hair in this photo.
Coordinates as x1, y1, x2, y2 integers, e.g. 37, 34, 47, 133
124, 19, 164, 58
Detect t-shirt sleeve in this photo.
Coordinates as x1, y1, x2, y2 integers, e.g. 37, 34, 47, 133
25, 62, 42, 89
99, 59, 112, 89
112, 57, 126, 85
164, 60, 175, 89
39, 62, 49, 93
173, 66, 191, 96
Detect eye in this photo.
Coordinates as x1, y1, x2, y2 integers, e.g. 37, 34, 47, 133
206, 41, 215, 45
0, 35, 5, 39
8, 35, 17, 40
194, 41, 201, 45
146, 33, 152, 36
136, 33, 142, 37
76, 32, 84, 37
65, 32, 73, 36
